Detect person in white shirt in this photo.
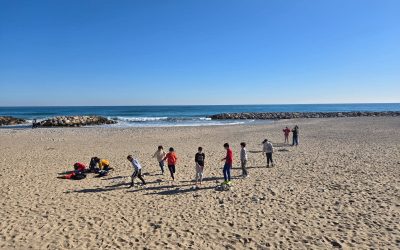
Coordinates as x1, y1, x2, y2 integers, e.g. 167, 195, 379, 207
153, 145, 166, 175
262, 139, 275, 167
127, 155, 146, 188
240, 142, 248, 177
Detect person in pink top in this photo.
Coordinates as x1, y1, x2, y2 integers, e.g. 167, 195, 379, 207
283, 126, 291, 144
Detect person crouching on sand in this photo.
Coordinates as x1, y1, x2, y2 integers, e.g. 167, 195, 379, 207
194, 147, 205, 187
127, 155, 146, 188
221, 143, 233, 185
163, 147, 178, 182
92, 157, 112, 176
262, 139, 274, 167
153, 145, 166, 175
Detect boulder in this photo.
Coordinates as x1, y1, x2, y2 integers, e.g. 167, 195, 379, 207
0, 116, 26, 126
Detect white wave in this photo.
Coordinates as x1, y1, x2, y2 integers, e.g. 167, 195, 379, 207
113, 116, 169, 122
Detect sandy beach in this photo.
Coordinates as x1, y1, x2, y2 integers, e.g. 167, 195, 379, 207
0, 117, 399, 249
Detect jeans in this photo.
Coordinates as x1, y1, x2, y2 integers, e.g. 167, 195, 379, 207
168, 165, 176, 180
159, 161, 164, 173
223, 163, 232, 182
292, 135, 299, 146
241, 160, 248, 176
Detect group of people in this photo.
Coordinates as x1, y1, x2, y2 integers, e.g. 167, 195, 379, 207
63, 125, 299, 188
283, 125, 300, 146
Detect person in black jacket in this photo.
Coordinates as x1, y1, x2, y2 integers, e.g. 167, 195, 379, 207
292, 125, 299, 146
194, 147, 205, 188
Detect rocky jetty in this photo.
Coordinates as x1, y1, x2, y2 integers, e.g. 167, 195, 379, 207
37, 116, 117, 127
209, 111, 400, 120
0, 116, 26, 126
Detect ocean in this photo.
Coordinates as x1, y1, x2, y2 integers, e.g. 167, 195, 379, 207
1, 103, 399, 127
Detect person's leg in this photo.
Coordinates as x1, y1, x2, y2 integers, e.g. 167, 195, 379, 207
199, 165, 204, 184
130, 170, 138, 187
138, 169, 146, 185
168, 165, 175, 180
227, 164, 231, 181
159, 161, 164, 174
223, 163, 228, 182
266, 153, 270, 166
296, 136, 299, 146
241, 160, 247, 176
270, 153, 274, 166
195, 164, 200, 184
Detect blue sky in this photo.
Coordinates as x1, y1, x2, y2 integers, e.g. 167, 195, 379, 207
0, 0, 399, 106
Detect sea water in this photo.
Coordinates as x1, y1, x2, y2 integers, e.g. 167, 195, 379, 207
0, 103, 399, 127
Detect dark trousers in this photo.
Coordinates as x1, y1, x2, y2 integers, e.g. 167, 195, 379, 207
292, 135, 299, 146
266, 153, 273, 165
168, 165, 176, 180
131, 169, 146, 185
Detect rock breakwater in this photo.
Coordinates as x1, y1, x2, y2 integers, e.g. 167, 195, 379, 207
37, 116, 117, 127
0, 116, 26, 126
209, 111, 400, 120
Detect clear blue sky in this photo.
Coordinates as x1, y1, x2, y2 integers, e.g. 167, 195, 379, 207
0, 0, 399, 106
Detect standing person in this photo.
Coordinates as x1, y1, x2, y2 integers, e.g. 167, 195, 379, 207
283, 126, 291, 144
262, 139, 275, 167
127, 155, 146, 188
163, 147, 178, 182
153, 145, 166, 175
220, 143, 233, 185
292, 125, 299, 146
240, 142, 248, 177
194, 147, 205, 188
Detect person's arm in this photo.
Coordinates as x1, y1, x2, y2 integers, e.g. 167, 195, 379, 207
195, 154, 198, 163
162, 154, 168, 162
152, 151, 157, 158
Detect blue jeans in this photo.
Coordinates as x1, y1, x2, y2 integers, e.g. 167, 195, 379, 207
292, 135, 299, 146
159, 161, 164, 173
223, 163, 231, 182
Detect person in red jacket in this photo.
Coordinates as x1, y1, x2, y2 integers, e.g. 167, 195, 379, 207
163, 147, 178, 182
220, 143, 233, 185
283, 126, 291, 144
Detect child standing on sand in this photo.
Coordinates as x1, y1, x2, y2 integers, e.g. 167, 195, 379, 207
283, 126, 291, 144
153, 145, 166, 175
240, 142, 248, 177
194, 147, 205, 187
127, 155, 146, 188
163, 147, 178, 182
262, 139, 274, 167
221, 143, 233, 185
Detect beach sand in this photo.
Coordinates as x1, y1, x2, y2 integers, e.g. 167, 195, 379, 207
0, 117, 399, 249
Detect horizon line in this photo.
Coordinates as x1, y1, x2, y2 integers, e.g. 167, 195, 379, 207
0, 102, 399, 108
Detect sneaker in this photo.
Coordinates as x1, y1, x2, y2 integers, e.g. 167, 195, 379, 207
222, 181, 228, 185
227, 181, 232, 185
267, 164, 270, 168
